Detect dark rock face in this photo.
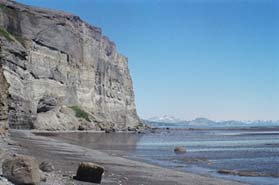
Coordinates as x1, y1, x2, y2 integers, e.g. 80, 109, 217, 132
0, 0, 141, 130
74, 162, 104, 184
37, 96, 57, 113
2, 155, 41, 185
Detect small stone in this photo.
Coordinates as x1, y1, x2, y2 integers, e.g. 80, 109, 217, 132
127, 127, 137, 132
74, 162, 104, 184
137, 130, 145, 134
218, 169, 237, 175
78, 125, 86, 131
105, 129, 111, 133
39, 161, 55, 172
174, 147, 186, 154
40, 173, 47, 182
7, 140, 17, 146
105, 128, 116, 133
218, 169, 262, 177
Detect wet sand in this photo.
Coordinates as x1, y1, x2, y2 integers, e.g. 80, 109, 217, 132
7, 130, 246, 185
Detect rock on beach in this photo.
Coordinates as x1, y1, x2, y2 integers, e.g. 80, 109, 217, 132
2, 155, 41, 185
74, 162, 104, 184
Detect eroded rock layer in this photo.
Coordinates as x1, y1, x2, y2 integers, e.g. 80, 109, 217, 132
0, 0, 141, 130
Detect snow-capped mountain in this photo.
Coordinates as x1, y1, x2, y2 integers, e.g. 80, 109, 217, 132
148, 115, 184, 123
187, 117, 215, 126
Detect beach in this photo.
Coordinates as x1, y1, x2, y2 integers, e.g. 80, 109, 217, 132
0, 130, 246, 185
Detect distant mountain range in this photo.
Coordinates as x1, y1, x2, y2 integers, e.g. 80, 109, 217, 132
144, 115, 279, 129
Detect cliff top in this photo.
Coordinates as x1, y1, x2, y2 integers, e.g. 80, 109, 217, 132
0, 0, 120, 60
0, 0, 120, 46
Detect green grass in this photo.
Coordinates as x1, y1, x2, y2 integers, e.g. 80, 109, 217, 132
0, 27, 15, 42
70, 106, 90, 121
0, 4, 5, 9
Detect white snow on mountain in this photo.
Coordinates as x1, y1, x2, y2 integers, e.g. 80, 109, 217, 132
148, 115, 184, 123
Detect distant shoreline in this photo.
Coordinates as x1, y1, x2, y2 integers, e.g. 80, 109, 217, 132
30, 126, 279, 134
149, 126, 279, 131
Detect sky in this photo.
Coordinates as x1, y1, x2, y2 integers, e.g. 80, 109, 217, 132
16, 0, 279, 121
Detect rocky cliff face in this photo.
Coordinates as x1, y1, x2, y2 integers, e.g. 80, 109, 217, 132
0, 64, 8, 131
0, 0, 141, 130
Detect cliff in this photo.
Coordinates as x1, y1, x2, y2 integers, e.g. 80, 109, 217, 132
0, 0, 141, 130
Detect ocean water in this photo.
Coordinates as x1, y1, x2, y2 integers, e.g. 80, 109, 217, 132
54, 128, 279, 185
132, 129, 279, 185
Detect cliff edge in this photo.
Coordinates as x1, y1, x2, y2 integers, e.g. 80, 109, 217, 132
0, 0, 141, 130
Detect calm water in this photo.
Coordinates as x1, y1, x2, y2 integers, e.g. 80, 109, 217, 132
53, 128, 279, 185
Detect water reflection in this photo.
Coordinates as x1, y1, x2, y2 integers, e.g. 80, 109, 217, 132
53, 132, 143, 151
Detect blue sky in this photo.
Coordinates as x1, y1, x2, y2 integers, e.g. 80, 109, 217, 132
16, 0, 279, 121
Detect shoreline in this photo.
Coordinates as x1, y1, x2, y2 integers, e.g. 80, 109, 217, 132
30, 126, 279, 137
1, 129, 246, 185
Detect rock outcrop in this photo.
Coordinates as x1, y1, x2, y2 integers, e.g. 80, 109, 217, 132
0, 0, 141, 130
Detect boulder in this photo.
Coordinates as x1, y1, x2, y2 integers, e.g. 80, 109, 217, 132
174, 147, 186, 154
39, 161, 55, 172
74, 162, 104, 184
2, 155, 41, 185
